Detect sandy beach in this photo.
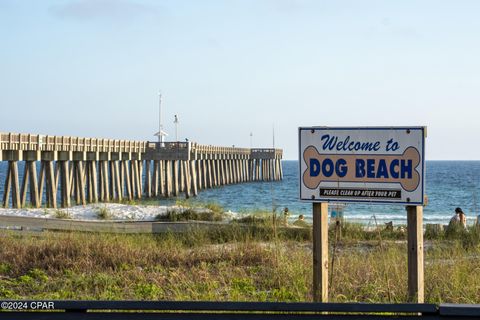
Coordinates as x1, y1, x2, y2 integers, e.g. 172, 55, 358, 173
0, 203, 192, 221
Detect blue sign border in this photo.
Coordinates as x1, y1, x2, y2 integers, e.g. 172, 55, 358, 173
298, 126, 426, 205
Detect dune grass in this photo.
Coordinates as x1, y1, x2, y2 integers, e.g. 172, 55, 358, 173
0, 222, 480, 303
96, 206, 112, 220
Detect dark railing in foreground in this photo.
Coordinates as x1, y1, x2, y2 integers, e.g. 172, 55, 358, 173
1, 301, 480, 319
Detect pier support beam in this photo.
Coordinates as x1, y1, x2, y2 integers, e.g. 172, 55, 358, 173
92, 161, 99, 203
108, 161, 114, 200
45, 161, 57, 208
38, 162, 45, 206
222, 160, 227, 185
144, 160, 152, 198
201, 160, 207, 189
28, 161, 40, 208
10, 162, 21, 209
59, 161, 71, 208
215, 160, 221, 186
113, 161, 122, 202
72, 162, 79, 205
137, 160, 143, 198
183, 160, 191, 199
206, 159, 211, 187
159, 161, 165, 196
123, 161, 132, 201
20, 162, 29, 207
212, 160, 218, 187
227, 159, 235, 184
85, 162, 92, 203
279, 159, 283, 180
102, 161, 110, 202
196, 160, 203, 191
152, 161, 159, 197
248, 160, 253, 181
129, 161, 137, 199
190, 160, 198, 197
235, 159, 240, 183
77, 161, 86, 205
2, 162, 12, 208
173, 161, 179, 197
165, 161, 172, 197
180, 161, 185, 193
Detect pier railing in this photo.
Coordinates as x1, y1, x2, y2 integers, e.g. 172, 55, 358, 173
0, 133, 146, 153
251, 148, 283, 159
146, 141, 191, 160
0, 133, 282, 160
0, 300, 478, 319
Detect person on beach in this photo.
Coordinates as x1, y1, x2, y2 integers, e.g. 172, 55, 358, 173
449, 207, 467, 230
283, 207, 290, 226
293, 214, 309, 227
459, 208, 467, 229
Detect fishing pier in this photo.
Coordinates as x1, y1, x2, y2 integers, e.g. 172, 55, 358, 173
0, 132, 283, 209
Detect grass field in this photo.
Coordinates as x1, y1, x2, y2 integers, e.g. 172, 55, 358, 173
1, 213, 479, 303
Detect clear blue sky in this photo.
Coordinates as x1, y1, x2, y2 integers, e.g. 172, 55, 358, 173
1, 0, 479, 160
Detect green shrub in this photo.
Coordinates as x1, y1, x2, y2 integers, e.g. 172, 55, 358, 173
331, 222, 406, 242
0, 263, 11, 274
134, 283, 164, 300
158, 208, 225, 222
54, 210, 71, 219
96, 206, 112, 220
204, 202, 224, 215
0, 284, 17, 299
27, 269, 49, 283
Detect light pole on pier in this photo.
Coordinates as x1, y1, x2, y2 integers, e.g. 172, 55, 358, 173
272, 124, 275, 148
154, 91, 168, 145
174, 115, 179, 141
158, 92, 162, 143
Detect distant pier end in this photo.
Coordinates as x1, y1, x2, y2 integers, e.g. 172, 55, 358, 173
0, 132, 283, 209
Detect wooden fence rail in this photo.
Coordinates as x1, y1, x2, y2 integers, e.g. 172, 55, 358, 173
1, 300, 479, 319
0, 215, 228, 233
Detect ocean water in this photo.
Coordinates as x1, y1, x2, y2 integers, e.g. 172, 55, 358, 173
1, 161, 479, 225
181, 160, 480, 226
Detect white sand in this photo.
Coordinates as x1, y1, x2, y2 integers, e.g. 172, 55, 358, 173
0, 203, 188, 221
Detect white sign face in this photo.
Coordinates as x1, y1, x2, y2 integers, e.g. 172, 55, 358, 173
299, 127, 426, 205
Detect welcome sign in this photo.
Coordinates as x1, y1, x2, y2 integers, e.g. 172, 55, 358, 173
299, 127, 426, 205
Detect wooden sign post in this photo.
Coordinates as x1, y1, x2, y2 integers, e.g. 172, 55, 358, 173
313, 202, 329, 302
407, 205, 424, 303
